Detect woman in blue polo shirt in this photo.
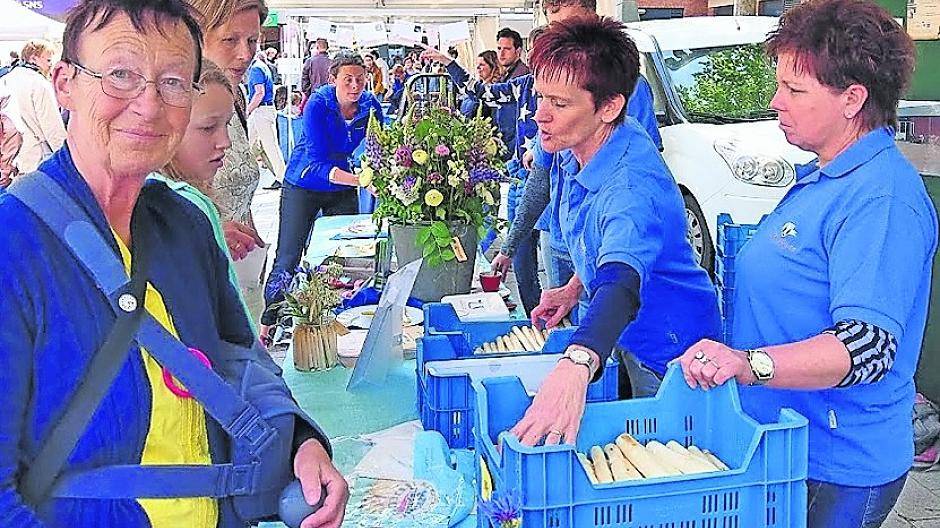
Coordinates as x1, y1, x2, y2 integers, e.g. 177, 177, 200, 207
677, 1, 937, 526
508, 17, 720, 446
262, 52, 383, 326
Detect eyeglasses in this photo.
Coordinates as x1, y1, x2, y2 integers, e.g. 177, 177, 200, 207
69, 61, 203, 108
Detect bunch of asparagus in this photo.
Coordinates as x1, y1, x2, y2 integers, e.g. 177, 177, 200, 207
475, 320, 574, 354
577, 434, 729, 484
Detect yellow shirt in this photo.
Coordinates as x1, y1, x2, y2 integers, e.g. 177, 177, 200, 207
113, 233, 218, 528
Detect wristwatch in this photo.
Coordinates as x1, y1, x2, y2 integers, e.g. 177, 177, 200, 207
745, 349, 775, 385
561, 346, 597, 377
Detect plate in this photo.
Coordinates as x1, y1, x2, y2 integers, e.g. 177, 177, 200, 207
335, 241, 376, 258
336, 304, 425, 329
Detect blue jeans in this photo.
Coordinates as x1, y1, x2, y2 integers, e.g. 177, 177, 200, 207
616, 348, 664, 398
547, 248, 580, 324
807, 474, 907, 528
507, 180, 542, 315
262, 183, 358, 324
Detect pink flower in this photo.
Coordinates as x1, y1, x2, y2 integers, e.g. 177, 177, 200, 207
435, 144, 451, 157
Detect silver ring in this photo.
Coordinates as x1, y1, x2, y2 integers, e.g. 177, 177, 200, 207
694, 350, 705, 360
547, 429, 563, 437
697, 355, 710, 365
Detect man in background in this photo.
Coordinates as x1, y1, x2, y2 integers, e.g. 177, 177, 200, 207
301, 38, 331, 99
264, 46, 281, 84
247, 49, 287, 187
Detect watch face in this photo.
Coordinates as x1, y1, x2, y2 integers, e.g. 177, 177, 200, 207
751, 352, 774, 378
568, 348, 591, 364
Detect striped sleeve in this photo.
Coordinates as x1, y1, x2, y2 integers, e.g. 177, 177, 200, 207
824, 319, 898, 387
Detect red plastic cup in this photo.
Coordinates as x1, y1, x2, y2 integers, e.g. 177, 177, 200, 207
479, 272, 502, 292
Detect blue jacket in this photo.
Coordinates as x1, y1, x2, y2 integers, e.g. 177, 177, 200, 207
0, 147, 329, 527
286, 84, 384, 192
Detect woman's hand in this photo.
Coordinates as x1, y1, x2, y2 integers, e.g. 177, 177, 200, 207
530, 277, 582, 328
294, 439, 349, 528
510, 357, 591, 446
223, 221, 264, 261
521, 149, 535, 171
676, 339, 754, 390
491, 253, 512, 276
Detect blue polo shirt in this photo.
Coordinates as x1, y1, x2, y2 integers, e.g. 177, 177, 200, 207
550, 120, 720, 373
535, 77, 662, 250
730, 127, 938, 486
247, 59, 274, 106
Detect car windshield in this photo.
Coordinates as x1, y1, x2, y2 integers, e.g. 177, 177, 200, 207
662, 43, 778, 123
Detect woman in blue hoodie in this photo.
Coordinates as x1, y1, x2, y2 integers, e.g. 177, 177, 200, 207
262, 52, 384, 325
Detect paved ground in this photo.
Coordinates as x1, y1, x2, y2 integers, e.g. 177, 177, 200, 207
250, 168, 940, 525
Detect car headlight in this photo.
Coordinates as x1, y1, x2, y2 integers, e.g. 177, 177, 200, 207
714, 139, 795, 187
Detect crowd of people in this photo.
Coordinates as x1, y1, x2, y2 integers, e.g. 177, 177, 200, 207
0, 0, 934, 526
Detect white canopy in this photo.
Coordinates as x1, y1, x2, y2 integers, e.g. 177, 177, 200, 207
0, 0, 65, 42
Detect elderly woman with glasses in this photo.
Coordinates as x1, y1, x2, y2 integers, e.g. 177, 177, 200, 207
676, 0, 937, 525
0, 0, 344, 527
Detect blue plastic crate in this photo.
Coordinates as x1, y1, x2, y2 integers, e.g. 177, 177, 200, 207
473, 365, 808, 528
716, 213, 761, 258
418, 332, 619, 449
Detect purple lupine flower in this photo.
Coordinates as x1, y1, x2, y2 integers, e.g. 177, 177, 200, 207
478, 489, 523, 527
365, 134, 383, 167
466, 147, 488, 169
402, 175, 417, 191
395, 146, 413, 168
469, 166, 502, 185
435, 144, 451, 157
427, 171, 444, 184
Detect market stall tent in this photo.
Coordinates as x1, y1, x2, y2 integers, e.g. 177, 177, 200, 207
0, 0, 65, 41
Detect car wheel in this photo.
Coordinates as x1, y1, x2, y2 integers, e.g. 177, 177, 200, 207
682, 192, 715, 275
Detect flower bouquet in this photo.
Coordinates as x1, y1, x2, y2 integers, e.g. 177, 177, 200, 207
270, 263, 347, 371
358, 107, 506, 301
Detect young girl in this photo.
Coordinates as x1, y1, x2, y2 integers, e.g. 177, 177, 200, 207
155, 59, 264, 331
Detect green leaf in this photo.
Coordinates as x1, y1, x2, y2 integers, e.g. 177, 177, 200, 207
422, 242, 436, 257
441, 249, 456, 261
430, 221, 450, 238
416, 226, 432, 245
415, 120, 432, 140
436, 237, 452, 247
426, 253, 443, 267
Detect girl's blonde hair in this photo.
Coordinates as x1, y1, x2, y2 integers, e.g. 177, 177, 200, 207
20, 39, 54, 65
163, 59, 233, 194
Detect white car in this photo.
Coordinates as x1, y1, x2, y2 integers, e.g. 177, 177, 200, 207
626, 16, 815, 271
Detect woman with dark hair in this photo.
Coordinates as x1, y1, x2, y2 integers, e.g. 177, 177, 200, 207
507, 16, 719, 446
676, 0, 937, 525
459, 50, 499, 118
261, 52, 384, 324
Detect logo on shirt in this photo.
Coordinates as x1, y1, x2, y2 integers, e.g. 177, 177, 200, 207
780, 222, 798, 238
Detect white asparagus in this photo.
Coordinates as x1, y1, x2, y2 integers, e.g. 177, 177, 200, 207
686, 445, 720, 469
644, 441, 687, 475
590, 446, 614, 484
615, 434, 674, 478
651, 441, 714, 474
542, 328, 550, 340
703, 450, 730, 471
525, 325, 546, 348
577, 452, 599, 484
496, 336, 508, 353
512, 326, 538, 351
604, 443, 642, 481
506, 333, 524, 351
667, 441, 718, 473
481, 342, 492, 354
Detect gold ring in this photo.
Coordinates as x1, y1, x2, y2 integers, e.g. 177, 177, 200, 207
548, 429, 563, 437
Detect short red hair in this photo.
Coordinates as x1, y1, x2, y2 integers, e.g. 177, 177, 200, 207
529, 16, 638, 125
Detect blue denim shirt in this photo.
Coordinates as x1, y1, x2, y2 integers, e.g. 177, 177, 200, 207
551, 120, 720, 373
731, 127, 938, 486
